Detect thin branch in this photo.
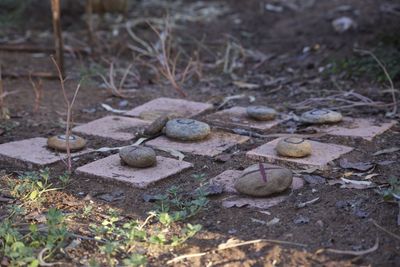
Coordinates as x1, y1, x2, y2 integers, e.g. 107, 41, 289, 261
167, 238, 307, 264
371, 219, 400, 241
316, 237, 379, 256
354, 48, 397, 115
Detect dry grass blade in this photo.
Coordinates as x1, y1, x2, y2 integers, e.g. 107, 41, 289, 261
354, 48, 398, 116
29, 72, 43, 113
167, 238, 307, 264
316, 237, 379, 256
371, 219, 400, 240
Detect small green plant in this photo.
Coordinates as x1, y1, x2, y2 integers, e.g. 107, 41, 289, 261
380, 177, 400, 201
57, 172, 70, 188
8, 169, 59, 208
122, 253, 147, 267
0, 208, 69, 266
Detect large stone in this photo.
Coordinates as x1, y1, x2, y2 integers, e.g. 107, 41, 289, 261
246, 106, 277, 121
143, 115, 169, 137
165, 119, 211, 141
234, 163, 293, 197
301, 109, 342, 124
275, 137, 311, 158
119, 146, 156, 168
47, 135, 86, 152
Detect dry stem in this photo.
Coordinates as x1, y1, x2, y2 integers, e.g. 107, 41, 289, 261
50, 0, 65, 77
29, 73, 43, 113
51, 56, 81, 173
354, 48, 398, 116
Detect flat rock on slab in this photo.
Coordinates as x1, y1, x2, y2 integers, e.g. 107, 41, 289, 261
246, 138, 353, 170
123, 97, 213, 121
300, 109, 343, 124
0, 137, 92, 168
165, 119, 211, 141
119, 146, 156, 168
204, 106, 282, 131
76, 154, 193, 188
72, 116, 149, 141
210, 169, 304, 195
146, 131, 249, 157
312, 117, 397, 141
246, 106, 277, 121
47, 134, 87, 152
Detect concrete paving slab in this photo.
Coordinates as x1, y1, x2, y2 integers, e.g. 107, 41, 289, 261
204, 106, 282, 131
246, 138, 353, 169
317, 117, 397, 141
0, 137, 91, 168
72, 116, 149, 141
76, 154, 193, 188
123, 97, 213, 120
146, 131, 249, 157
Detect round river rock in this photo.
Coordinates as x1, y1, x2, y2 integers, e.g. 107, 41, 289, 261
165, 118, 210, 141
300, 109, 342, 124
246, 106, 277, 121
234, 163, 293, 197
275, 137, 312, 158
144, 115, 169, 136
119, 146, 156, 168
47, 135, 86, 152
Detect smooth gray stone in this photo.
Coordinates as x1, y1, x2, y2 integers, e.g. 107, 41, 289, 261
246, 106, 277, 121
119, 146, 156, 168
300, 109, 342, 124
275, 137, 312, 158
165, 118, 210, 141
234, 163, 293, 197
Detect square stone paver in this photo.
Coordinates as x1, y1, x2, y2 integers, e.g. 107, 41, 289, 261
76, 154, 193, 188
246, 138, 353, 169
0, 137, 91, 168
316, 117, 397, 141
205, 106, 282, 131
123, 97, 213, 120
146, 131, 249, 157
72, 116, 149, 141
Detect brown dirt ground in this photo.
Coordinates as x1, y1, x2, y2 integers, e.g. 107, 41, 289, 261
1, 0, 400, 266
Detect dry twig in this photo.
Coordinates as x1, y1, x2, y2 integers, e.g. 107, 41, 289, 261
29, 73, 43, 113
371, 219, 400, 241
316, 237, 379, 256
50, 0, 65, 77
167, 238, 307, 264
354, 48, 398, 116
51, 56, 81, 173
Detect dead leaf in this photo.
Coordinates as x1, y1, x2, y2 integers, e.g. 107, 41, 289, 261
156, 147, 185, 161
303, 175, 326, 185
266, 217, 280, 226
222, 195, 288, 209
339, 159, 374, 171
233, 81, 260, 89
328, 178, 376, 189
96, 191, 125, 202
373, 147, 400, 156
101, 103, 128, 114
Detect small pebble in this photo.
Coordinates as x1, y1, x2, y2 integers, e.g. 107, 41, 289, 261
275, 137, 312, 158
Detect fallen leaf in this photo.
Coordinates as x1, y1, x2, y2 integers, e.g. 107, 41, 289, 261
296, 197, 320, 208
156, 147, 185, 161
196, 183, 224, 196
96, 191, 125, 202
364, 173, 379, 180
266, 217, 280, 226
222, 195, 288, 209
214, 153, 232, 162
250, 218, 266, 225
233, 81, 260, 89
294, 215, 310, 224
328, 178, 376, 189
373, 147, 400, 156
339, 159, 374, 171
101, 103, 128, 114
303, 175, 326, 185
